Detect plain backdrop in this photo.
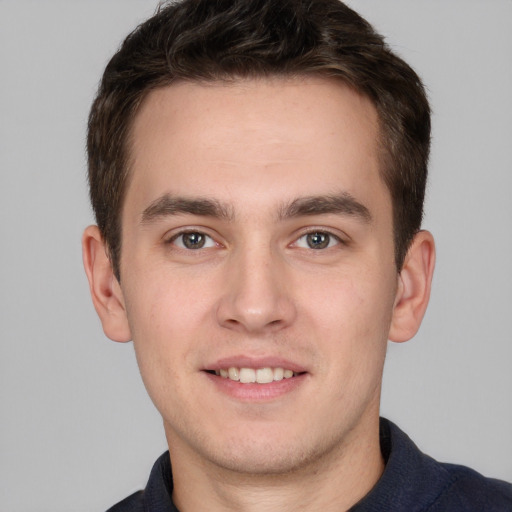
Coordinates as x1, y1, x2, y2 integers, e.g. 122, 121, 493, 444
1, 1, 511, 510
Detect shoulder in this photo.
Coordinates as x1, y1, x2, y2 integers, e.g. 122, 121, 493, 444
105, 451, 175, 512
429, 462, 512, 511
355, 419, 512, 512
106, 490, 144, 512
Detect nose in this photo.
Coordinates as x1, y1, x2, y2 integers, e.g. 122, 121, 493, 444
215, 244, 297, 335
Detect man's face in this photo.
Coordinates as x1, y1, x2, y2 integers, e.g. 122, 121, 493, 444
117, 77, 399, 474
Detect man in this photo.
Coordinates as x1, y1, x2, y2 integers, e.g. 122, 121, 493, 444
82, 0, 512, 510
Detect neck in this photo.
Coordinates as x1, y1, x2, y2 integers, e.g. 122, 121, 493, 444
167, 415, 384, 512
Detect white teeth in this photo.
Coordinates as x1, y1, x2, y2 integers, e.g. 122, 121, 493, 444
256, 367, 274, 384
239, 368, 256, 383
228, 367, 240, 381
215, 367, 298, 384
273, 367, 284, 381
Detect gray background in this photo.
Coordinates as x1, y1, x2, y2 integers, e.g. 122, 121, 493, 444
1, 1, 511, 510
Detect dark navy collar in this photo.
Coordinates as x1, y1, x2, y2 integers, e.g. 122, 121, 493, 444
349, 418, 454, 511
132, 418, 446, 512
108, 418, 511, 511
142, 449, 176, 512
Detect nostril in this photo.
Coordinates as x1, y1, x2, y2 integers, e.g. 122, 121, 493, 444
216, 288, 296, 333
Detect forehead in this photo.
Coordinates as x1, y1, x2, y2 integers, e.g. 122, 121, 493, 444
125, 77, 387, 220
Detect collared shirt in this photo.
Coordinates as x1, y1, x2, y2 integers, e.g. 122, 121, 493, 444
106, 418, 512, 511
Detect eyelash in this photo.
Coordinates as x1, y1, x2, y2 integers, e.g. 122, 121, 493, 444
166, 230, 217, 250
165, 228, 347, 252
293, 229, 346, 250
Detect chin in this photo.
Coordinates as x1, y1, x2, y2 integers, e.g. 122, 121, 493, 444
198, 425, 342, 476
209, 444, 312, 476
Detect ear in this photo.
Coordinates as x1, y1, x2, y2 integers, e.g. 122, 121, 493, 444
389, 230, 435, 343
82, 225, 132, 342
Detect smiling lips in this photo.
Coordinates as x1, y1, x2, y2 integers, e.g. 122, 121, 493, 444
214, 367, 297, 384
206, 361, 307, 400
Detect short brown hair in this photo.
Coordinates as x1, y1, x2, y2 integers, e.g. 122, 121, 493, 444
87, 0, 430, 279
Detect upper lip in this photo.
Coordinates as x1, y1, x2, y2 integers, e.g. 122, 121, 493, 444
205, 355, 308, 373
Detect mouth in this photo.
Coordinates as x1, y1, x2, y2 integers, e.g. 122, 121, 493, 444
206, 367, 303, 384
203, 357, 308, 401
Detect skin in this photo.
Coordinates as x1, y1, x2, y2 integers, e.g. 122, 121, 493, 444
83, 77, 435, 511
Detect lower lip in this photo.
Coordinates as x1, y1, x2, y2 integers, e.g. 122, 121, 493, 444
204, 372, 307, 402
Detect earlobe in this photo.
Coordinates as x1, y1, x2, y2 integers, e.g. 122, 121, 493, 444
389, 230, 435, 343
82, 225, 132, 343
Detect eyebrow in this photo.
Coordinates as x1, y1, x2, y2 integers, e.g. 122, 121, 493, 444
140, 194, 234, 224
140, 192, 371, 225
279, 193, 372, 223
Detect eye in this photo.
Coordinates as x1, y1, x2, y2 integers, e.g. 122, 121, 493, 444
295, 231, 339, 250
171, 231, 216, 250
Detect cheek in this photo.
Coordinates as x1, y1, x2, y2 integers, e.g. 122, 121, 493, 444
304, 268, 395, 380
122, 273, 193, 368
306, 267, 395, 334
125, 262, 214, 332
122, 264, 224, 382
123, 281, 199, 415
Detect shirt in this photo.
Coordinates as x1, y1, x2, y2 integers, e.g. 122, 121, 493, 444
106, 418, 512, 511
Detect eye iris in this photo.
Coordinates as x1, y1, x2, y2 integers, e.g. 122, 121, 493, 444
307, 232, 329, 249
183, 232, 205, 249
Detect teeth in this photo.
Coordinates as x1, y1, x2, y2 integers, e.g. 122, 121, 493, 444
274, 367, 284, 381
239, 368, 256, 383
256, 368, 274, 384
215, 367, 298, 384
228, 367, 240, 381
